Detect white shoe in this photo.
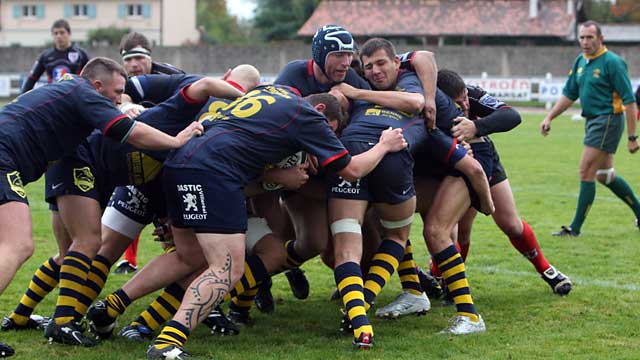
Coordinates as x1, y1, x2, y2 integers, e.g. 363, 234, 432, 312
375, 291, 431, 318
440, 314, 486, 335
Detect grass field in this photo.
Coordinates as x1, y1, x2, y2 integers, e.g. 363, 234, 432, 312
0, 111, 639, 359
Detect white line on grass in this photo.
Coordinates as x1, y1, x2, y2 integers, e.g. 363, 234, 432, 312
471, 265, 640, 292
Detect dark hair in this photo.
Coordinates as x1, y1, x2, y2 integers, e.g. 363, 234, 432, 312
81, 57, 128, 82
580, 20, 602, 36
305, 93, 346, 130
437, 69, 466, 99
360, 38, 396, 61
119, 32, 151, 53
51, 19, 70, 33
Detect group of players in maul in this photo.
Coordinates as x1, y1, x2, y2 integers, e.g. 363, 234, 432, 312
0, 23, 579, 359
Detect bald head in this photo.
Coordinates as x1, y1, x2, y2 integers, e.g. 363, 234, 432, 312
226, 64, 261, 92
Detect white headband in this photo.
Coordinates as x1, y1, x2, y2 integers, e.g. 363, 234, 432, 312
121, 46, 151, 61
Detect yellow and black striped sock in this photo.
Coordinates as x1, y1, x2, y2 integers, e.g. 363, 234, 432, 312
75, 255, 112, 319
284, 240, 305, 269
434, 245, 479, 322
363, 239, 404, 310
229, 286, 259, 314
224, 255, 268, 301
132, 283, 185, 331
153, 320, 190, 350
53, 251, 91, 325
10, 257, 60, 326
335, 262, 373, 339
105, 288, 132, 319
397, 240, 423, 296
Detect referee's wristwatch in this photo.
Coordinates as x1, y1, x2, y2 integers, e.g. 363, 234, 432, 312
629, 135, 638, 141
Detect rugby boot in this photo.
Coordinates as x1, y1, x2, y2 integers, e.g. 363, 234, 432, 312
44, 320, 96, 347
338, 311, 352, 335
0, 342, 14, 357
86, 300, 117, 339
329, 288, 341, 301
375, 291, 430, 318
254, 277, 274, 314
227, 310, 252, 327
417, 267, 444, 299
284, 268, 310, 300
118, 324, 153, 342
541, 266, 572, 295
552, 226, 579, 237
353, 332, 374, 350
1, 314, 49, 331
146, 344, 191, 359
114, 260, 137, 274
440, 314, 486, 335
204, 306, 240, 336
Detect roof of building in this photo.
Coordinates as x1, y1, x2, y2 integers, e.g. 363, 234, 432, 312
601, 24, 640, 42
298, 0, 575, 38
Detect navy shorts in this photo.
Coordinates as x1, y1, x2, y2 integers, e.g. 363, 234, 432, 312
452, 139, 494, 211
328, 141, 414, 205
107, 179, 166, 226
0, 144, 28, 205
163, 166, 247, 234
488, 140, 507, 186
44, 155, 112, 209
413, 128, 467, 178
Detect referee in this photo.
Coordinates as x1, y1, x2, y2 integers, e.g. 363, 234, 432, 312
540, 20, 640, 237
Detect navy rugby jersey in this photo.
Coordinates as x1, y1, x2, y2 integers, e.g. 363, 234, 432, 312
274, 59, 370, 96
397, 51, 464, 135
195, 97, 232, 130
75, 85, 207, 186
151, 61, 185, 75
21, 43, 90, 92
165, 84, 350, 185
341, 71, 426, 148
465, 85, 520, 136
125, 74, 202, 105
0, 74, 131, 183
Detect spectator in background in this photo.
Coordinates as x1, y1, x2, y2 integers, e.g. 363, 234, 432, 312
21, 19, 90, 93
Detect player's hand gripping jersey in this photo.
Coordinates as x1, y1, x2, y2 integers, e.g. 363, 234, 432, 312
341, 71, 426, 149
274, 59, 370, 96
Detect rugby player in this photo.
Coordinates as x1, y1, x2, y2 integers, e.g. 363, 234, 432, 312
0, 57, 204, 355
113, 31, 186, 275
325, 37, 429, 348
21, 19, 90, 93
246, 24, 373, 312
39, 73, 242, 346
137, 87, 407, 359
435, 69, 573, 295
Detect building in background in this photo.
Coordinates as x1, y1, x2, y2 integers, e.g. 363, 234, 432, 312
0, 0, 199, 46
298, 0, 577, 46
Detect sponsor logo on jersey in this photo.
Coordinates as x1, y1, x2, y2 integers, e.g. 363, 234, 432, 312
177, 184, 208, 220
331, 177, 361, 194
114, 186, 149, 217
73, 167, 95, 192
7, 171, 26, 198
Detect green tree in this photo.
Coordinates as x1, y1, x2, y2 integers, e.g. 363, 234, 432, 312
197, 0, 245, 44
87, 26, 131, 46
253, 0, 319, 41
582, 0, 640, 23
